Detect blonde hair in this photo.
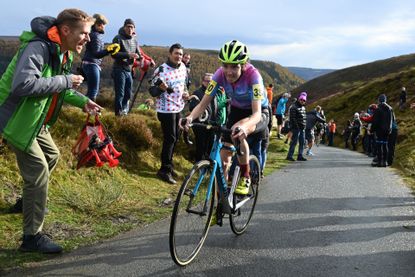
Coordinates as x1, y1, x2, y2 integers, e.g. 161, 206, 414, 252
56, 9, 95, 28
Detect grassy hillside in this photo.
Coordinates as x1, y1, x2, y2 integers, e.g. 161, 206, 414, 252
309, 66, 415, 188
292, 53, 415, 102
0, 38, 304, 97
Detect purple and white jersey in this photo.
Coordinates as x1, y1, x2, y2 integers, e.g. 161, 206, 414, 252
205, 63, 268, 109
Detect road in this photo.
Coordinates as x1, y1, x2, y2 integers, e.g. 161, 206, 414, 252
6, 145, 415, 276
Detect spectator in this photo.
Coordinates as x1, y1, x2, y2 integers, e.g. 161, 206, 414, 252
111, 18, 141, 116
182, 53, 191, 89
81, 14, 118, 101
266, 84, 274, 106
361, 104, 378, 157
149, 43, 189, 184
0, 9, 101, 253
305, 105, 325, 155
275, 92, 290, 139
341, 120, 353, 149
286, 92, 307, 161
399, 86, 407, 110
188, 73, 215, 161
388, 116, 398, 166
350, 113, 361, 150
371, 94, 394, 167
327, 119, 336, 146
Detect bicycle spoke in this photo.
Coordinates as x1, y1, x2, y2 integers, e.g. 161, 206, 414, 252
169, 160, 215, 266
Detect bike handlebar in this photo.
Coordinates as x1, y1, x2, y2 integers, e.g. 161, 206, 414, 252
187, 122, 244, 155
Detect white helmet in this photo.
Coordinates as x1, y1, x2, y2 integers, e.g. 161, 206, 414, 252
354, 112, 360, 118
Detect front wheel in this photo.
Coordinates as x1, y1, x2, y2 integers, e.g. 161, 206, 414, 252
169, 160, 216, 266
230, 154, 260, 235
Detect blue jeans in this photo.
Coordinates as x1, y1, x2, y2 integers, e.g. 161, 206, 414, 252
287, 128, 305, 159
82, 63, 101, 100
113, 67, 133, 115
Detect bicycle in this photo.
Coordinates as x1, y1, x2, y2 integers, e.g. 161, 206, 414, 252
169, 122, 261, 266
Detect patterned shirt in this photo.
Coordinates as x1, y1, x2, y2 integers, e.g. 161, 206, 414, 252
152, 62, 188, 113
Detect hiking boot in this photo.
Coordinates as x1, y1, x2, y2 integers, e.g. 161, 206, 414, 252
235, 176, 251, 195
157, 171, 177, 184
19, 233, 63, 254
286, 157, 295, 161
297, 156, 307, 161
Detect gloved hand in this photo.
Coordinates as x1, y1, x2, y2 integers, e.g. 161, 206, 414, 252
106, 43, 121, 55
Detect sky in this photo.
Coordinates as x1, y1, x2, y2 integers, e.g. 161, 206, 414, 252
1, 0, 415, 69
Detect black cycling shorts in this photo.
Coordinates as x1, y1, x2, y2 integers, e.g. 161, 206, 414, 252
276, 114, 283, 125
223, 105, 270, 144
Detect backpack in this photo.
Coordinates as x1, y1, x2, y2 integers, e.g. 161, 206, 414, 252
72, 115, 122, 169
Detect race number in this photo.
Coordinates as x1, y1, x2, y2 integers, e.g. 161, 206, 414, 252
252, 84, 264, 100
205, 80, 217, 95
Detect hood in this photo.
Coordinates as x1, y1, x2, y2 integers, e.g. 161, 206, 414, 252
30, 16, 56, 40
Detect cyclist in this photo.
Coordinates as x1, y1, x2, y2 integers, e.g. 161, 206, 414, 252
182, 40, 269, 195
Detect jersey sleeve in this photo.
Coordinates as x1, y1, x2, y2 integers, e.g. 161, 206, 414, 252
205, 67, 223, 97
251, 70, 265, 101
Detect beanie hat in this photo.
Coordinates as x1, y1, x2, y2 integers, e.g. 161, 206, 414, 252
299, 91, 307, 97
298, 94, 307, 101
124, 18, 135, 27
378, 94, 387, 103
93, 14, 108, 25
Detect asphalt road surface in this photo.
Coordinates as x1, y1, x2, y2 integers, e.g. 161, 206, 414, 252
6, 145, 415, 276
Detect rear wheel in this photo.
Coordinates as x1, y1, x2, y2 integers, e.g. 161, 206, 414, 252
230, 154, 260, 235
169, 160, 216, 266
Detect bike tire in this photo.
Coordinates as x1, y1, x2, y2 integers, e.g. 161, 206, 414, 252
229, 154, 260, 235
169, 160, 216, 266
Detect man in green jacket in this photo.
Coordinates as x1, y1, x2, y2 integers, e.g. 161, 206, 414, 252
0, 9, 101, 253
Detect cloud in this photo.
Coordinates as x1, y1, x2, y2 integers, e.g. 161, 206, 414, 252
248, 10, 415, 69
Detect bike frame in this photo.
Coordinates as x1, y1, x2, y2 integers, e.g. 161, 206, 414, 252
190, 127, 251, 215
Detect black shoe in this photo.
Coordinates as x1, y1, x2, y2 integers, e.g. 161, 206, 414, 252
157, 171, 177, 184
371, 162, 380, 167
286, 157, 295, 161
297, 156, 307, 161
19, 233, 63, 254
9, 197, 23, 213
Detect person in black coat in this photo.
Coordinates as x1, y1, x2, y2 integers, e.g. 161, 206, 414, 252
371, 94, 394, 167
188, 73, 215, 161
286, 92, 307, 161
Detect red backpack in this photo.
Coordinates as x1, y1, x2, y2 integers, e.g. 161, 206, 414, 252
72, 115, 121, 169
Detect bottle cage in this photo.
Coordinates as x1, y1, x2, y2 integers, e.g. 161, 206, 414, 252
72, 114, 122, 169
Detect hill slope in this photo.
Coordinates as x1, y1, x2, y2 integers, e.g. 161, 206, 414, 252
285, 66, 335, 81
291, 53, 415, 102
